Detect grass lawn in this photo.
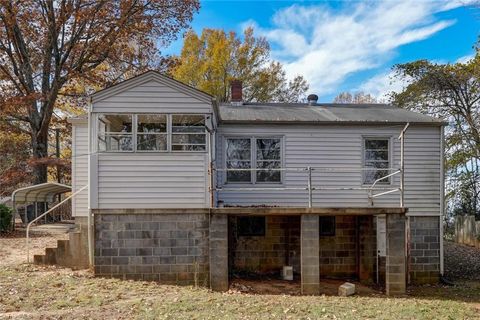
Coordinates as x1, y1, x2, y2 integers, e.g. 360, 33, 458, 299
1, 264, 479, 319
1, 234, 479, 319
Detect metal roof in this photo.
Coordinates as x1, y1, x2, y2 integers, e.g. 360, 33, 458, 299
12, 182, 71, 204
218, 103, 446, 125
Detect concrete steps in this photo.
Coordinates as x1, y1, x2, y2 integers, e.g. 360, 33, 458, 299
33, 229, 89, 270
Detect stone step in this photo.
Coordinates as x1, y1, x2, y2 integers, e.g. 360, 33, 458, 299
33, 254, 46, 265
45, 247, 57, 265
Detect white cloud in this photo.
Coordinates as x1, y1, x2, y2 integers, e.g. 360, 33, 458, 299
456, 53, 475, 63
358, 71, 408, 102
244, 0, 469, 97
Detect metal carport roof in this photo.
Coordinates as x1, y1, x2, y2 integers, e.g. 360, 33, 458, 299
12, 182, 71, 204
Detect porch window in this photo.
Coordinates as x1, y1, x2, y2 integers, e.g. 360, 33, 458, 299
136, 114, 167, 151
226, 138, 252, 183
98, 114, 133, 152
171, 114, 207, 151
363, 138, 390, 184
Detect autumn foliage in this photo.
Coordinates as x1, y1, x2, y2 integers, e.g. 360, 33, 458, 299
171, 28, 309, 103
0, 0, 199, 189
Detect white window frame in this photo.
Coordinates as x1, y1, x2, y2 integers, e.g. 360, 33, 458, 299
224, 136, 284, 185
136, 114, 169, 153
170, 114, 208, 153
362, 136, 392, 185
96, 113, 208, 153
97, 113, 134, 153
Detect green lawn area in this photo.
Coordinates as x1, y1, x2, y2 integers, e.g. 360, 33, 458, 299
1, 264, 479, 320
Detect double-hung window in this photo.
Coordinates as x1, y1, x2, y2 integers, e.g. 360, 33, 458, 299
98, 114, 133, 152
363, 138, 390, 184
171, 115, 207, 151
225, 137, 282, 184
137, 114, 168, 151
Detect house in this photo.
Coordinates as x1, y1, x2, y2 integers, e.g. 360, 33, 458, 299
69, 71, 445, 296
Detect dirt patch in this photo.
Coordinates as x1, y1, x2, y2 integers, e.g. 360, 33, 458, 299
0, 234, 479, 319
0, 230, 67, 266
229, 278, 380, 296
444, 240, 480, 281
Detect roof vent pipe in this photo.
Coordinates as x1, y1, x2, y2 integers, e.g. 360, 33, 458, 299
230, 80, 243, 106
307, 94, 318, 106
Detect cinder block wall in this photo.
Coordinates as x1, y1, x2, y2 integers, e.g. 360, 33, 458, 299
319, 216, 375, 280
94, 211, 209, 285
409, 216, 440, 284
229, 216, 301, 274
230, 215, 376, 281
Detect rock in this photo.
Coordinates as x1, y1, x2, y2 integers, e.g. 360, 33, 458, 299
338, 282, 356, 296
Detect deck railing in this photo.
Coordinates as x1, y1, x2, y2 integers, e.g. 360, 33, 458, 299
213, 167, 403, 208
211, 123, 409, 208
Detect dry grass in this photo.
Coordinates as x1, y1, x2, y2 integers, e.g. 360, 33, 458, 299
1, 234, 479, 319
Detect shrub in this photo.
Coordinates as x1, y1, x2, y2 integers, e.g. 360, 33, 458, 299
0, 204, 13, 232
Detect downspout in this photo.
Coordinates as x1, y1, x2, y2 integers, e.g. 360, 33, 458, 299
87, 97, 94, 267
440, 125, 445, 276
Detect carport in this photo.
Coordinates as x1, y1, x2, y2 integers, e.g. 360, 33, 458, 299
11, 182, 71, 226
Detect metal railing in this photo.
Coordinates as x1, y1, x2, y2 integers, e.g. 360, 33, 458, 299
26, 185, 88, 263
213, 166, 403, 208
211, 123, 410, 209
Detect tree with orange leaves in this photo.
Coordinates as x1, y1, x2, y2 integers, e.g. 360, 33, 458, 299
0, 0, 199, 185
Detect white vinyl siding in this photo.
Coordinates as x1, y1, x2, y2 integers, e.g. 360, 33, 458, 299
96, 153, 208, 208
217, 124, 441, 216
72, 123, 89, 217
90, 73, 213, 209
92, 78, 212, 114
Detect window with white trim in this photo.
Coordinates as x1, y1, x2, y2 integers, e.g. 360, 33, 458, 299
98, 114, 133, 152
97, 114, 207, 153
136, 114, 168, 151
226, 138, 252, 183
256, 138, 281, 183
363, 138, 390, 184
225, 137, 282, 184
171, 114, 207, 151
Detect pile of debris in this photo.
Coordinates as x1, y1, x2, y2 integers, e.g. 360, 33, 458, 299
444, 241, 480, 280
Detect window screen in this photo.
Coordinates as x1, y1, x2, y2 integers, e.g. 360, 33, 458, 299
98, 114, 133, 151
364, 138, 390, 184
171, 115, 206, 151
226, 138, 252, 183
136, 114, 167, 151
237, 216, 266, 236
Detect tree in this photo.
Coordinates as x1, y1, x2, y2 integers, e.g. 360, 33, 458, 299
171, 27, 309, 103
0, 0, 199, 185
0, 124, 31, 196
391, 55, 480, 218
333, 91, 378, 104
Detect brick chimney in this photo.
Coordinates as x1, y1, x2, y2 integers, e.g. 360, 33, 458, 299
230, 80, 243, 105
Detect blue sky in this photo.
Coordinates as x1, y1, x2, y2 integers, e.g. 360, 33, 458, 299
163, 0, 479, 101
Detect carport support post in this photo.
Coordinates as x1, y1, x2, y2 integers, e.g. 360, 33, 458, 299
301, 214, 320, 295
209, 214, 229, 291
386, 213, 407, 295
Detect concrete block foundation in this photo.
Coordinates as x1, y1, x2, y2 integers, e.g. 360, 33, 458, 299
94, 210, 209, 285
90, 208, 437, 295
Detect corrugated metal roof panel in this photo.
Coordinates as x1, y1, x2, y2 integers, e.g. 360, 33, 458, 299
218, 103, 445, 125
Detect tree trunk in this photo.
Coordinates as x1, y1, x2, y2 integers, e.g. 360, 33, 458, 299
31, 127, 49, 185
